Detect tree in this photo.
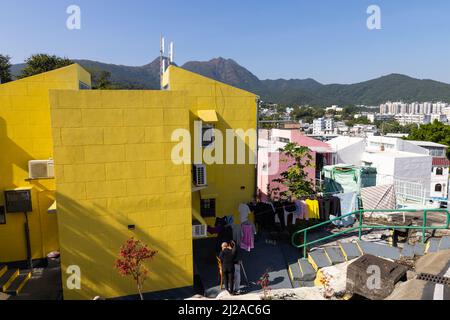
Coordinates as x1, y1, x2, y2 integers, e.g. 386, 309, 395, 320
20, 54, 73, 78
115, 238, 158, 300
92, 70, 114, 89
272, 142, 316, 199
346, 116, 371, 127
0, 54, 13, 84
406, 120, 450, 158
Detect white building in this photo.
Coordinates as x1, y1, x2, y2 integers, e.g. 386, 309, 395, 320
430, 114, 448, 123
408, 141, 449, 199
313, 118, 334, 135
380, 101, 449, 119
327, 136, 450, 205
394, 114, 431, 125
367, 113, 395, 123
326, 105, 344, 113
327, 136, 366, 166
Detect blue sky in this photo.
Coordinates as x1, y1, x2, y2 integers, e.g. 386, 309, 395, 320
1, 0, 450, 84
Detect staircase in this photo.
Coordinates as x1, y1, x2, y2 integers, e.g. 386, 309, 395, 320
0, 264, 31, 296
288, 236, 450, 288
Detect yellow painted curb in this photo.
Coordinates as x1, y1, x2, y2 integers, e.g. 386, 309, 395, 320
2, 269, 19, 292
15, 272, 32, 295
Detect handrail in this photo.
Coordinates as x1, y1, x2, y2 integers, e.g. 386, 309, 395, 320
291, 209, 450, 258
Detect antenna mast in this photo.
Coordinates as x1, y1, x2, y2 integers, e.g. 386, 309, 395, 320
160, 35, 165, 89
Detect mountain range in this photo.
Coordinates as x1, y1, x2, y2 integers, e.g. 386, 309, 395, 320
11, 57, 450, 106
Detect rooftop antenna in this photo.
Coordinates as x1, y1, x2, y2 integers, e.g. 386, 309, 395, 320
169, 42, 174, 64
160, 35, 165, 89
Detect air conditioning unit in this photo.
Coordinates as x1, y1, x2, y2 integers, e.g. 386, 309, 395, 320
192, 224, 207, 238
193, 164, 207, 187
28, 160, 55, 179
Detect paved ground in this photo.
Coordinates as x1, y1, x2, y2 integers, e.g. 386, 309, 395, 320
1, 260, 62, 301
193, 233, 296, 298
387, 250, 450, 300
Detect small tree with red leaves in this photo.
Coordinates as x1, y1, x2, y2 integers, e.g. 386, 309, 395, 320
115, 238, 158, 300
257, 269, 272, 300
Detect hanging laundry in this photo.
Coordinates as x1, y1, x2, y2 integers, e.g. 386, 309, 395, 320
238, 203, 251, 223
249, 202, 275, 231
272, 201, 286, 228
294, 200, 302, 223
240, 223, 256, 252
331, 192, 358, 227
231, 224, 242, 246
283, 201, 296, 226
305, 199, 320, 220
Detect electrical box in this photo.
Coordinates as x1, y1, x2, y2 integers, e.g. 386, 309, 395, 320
4, 189, 33, 213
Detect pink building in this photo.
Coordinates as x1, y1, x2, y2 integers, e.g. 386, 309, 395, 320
258, 129, 334, 201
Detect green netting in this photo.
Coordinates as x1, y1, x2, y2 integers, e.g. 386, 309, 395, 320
323, 165, 377, 194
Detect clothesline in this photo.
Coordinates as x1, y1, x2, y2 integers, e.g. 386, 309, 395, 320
240, 190, 346, 218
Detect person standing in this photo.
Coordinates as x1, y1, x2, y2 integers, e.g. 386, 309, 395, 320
219, 241, 237, 294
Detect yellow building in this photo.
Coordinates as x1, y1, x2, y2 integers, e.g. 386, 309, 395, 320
1, 63, 257, 300
0, 64, 90, 264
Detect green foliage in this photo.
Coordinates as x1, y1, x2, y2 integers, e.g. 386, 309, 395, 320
345, 116, 371, 126
291, 106, 325, 123
19, 54, 73, 78
0, 54, 13, 83
406, 120, 450, 158
87, 69, 116, 90
272, 143, 316, 199
375, 120, 417, 134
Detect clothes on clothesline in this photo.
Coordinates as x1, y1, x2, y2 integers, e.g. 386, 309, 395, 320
208, 216, 234, 254
240, 222, 256, 252
238, 203, 251, 223
330, 192, 358, 227
248, 202, 276, 230
231, 224, 241, 246
305, 199, 320, 220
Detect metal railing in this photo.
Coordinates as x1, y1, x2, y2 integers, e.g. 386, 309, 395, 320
292, 209, 450, 258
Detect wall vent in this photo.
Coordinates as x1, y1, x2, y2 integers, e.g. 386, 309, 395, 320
193, 164, 207, 187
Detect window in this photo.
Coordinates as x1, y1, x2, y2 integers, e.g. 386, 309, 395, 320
202, 123, 215, 148
0, 206, 5, 225
436, 167, 444, 176
200, 199, 216, 218
435, 184, 443, 192
79, 81, 91, 90
277, 137, 290, 143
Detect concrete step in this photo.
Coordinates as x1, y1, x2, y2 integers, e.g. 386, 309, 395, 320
0, 264, 6, 278
413, 243, 426, 256
298, 258, 316, 282
5, 272, 31, 296
438, 236, 450, 251
288, 262, 302, 287
401, 244, 415, 258
356, 240, 401, 261
0, 269, 19, 292
308, 249, 332, 270
324, 246, 346, 264
426, 238, 441, 253
338, 242, 362, 261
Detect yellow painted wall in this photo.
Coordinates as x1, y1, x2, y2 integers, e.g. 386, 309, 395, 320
0, 64, 88, 263
166, 66, 258, 226
50, 90, 193, 300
